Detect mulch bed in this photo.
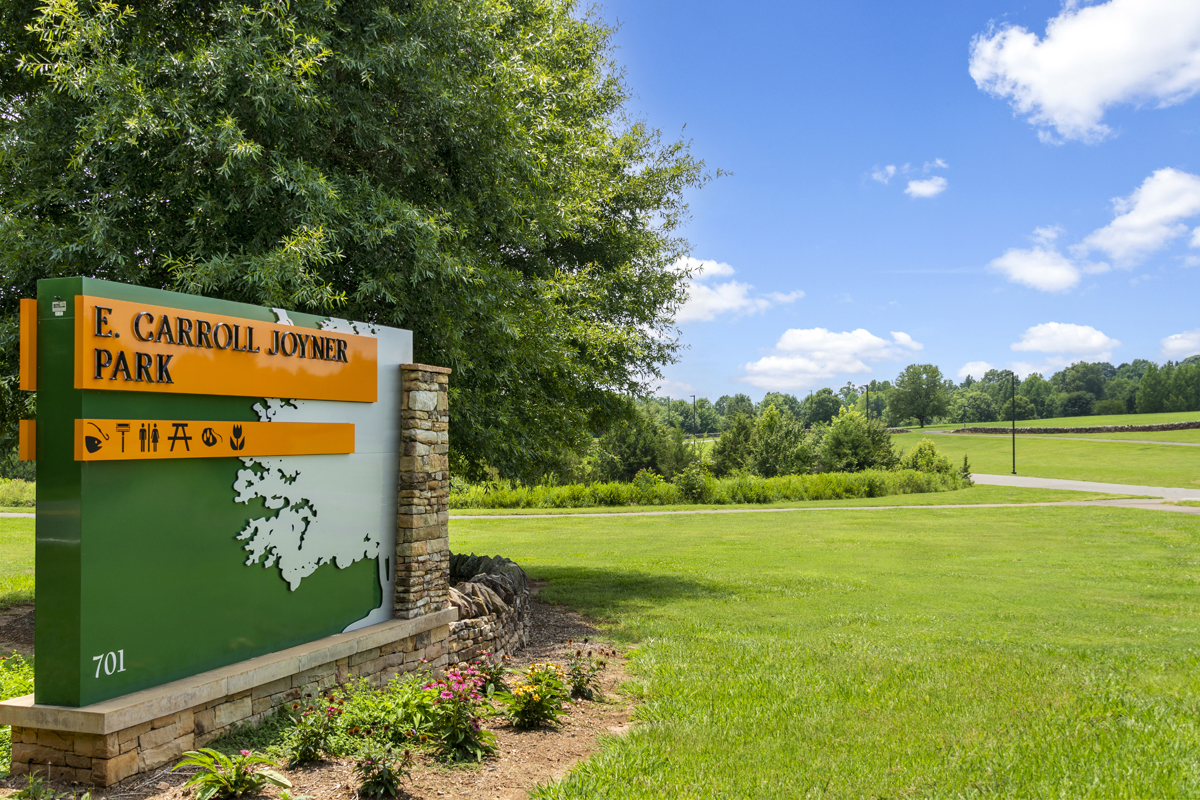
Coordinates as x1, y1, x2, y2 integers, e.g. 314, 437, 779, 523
0, 595, 634, 800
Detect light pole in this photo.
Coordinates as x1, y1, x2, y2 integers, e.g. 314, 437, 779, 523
691, 395, 697, 441
998, 370, 1018, 474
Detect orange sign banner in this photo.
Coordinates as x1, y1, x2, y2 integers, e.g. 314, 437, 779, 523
18, 421, 35, 462
73, 296, 377, 402
75, 419, 355, 462
19, 299, 36, 392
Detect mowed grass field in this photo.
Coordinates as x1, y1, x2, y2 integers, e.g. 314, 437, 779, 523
912, 433, 1200, 488
921, 410, 1200, 431
0, 519, 34, 609
453, 506, 1200, 798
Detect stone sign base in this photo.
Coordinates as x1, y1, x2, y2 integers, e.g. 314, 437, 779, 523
0, 610, 456, 786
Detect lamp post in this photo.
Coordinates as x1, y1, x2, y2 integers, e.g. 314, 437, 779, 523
691, 395, 697, 441
857, 384, 870, 420
998, 370, 1018, 474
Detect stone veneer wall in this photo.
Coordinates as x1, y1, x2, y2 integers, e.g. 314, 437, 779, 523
447, 554, 532, 664
5, 364, 456, 787
395, 365, 451, 619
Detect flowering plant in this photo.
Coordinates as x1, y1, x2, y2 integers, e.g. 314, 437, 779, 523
423, 666, 496, 761
174, 748, 291, 800
564, 640, 610, 700
287, 702, 339, 765
352, 741, 412, 799
499, 663, 567, 728
471, 652, 510, 695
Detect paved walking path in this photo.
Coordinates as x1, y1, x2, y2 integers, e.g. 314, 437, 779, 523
925, 430, 1200, 447
0, 513, 32, 518
971, 472, 1200, 501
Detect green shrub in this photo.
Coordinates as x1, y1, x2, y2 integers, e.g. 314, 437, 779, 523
819, 406, 897, 473
450, 469, 963, 510
0, 480, 34, 508
898, 438, 955, 475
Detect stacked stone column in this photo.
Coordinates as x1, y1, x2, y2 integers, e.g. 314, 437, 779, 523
395, 364, 451, 620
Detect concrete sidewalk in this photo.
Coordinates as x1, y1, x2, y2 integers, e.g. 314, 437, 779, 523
972, 473, 1200, 501
925, 430, 1200, 447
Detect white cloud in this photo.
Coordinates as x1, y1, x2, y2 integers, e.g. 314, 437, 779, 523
905, 176, 948, 198
969, 0, 1200, 143
652, 377, 696, 398
1032, 224, 1064, 244
741, 329, 922, 391
924, 158, 949, 171
872, 165, 897, 184
988, 245, 1087, 292
1162, 329, 1200, 359
1075, 168, 1200, 264
889, 331, 924, 351
957, 361, 995, 381
987, 170, 1200, 292
673, 257, 803, 324
1011, 322, 1121, 360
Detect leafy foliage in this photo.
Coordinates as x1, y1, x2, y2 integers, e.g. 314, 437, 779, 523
0, 0, 712, 482
352, 742, 412, 799
174, 748, 291, 800
898, 439, 955, 476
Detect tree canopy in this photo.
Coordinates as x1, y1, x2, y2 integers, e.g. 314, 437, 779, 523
889, 364, 948, 428
0, 0, 710, 481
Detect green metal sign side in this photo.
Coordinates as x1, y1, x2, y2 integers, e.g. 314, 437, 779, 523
35, 277, 85, 706
35, 278, 383, 707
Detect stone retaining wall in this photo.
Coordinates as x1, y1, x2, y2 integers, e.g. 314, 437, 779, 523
953, 420, 1200, 435
447, 554, 531, 663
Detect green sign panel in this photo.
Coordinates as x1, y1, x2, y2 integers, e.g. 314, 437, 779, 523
29, 278, 411, 707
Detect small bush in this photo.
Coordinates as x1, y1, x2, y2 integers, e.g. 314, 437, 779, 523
0, 480, 34, 508
672, 462, 711, 503
502, 663, 567, 728
352, 742, 412, 799
174, 748, 290, 800
898, 439, 954, 476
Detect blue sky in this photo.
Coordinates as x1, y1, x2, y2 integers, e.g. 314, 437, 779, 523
599, 0, 1200, 400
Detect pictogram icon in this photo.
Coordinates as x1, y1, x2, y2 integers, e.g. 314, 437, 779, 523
168, 423, 192, 452
84, 422, 109, 454
230, 425, 246, 451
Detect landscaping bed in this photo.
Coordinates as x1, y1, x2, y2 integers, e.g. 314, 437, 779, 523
0, 597, 629, 800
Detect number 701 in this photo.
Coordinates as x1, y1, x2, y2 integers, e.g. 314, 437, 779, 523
93, 650, 126, 678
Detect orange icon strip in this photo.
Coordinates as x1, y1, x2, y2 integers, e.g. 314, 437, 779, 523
18, 421, 35, 462
74, 420, 355, 462
73, 296, 378, 402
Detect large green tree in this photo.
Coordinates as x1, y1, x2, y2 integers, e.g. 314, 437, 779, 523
889, 364, 949, 427
0, 0, 710, 481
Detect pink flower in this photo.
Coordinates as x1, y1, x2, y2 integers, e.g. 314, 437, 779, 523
240, 750, 250, 756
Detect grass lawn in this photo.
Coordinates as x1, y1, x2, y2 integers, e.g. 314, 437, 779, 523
0, 519, 34, 609
452, 506, 1200, 798
920, 434, 1200, 488
919, 410, 1200, 431
1030, 429, 1200, 443
451, 484, 1133, 516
